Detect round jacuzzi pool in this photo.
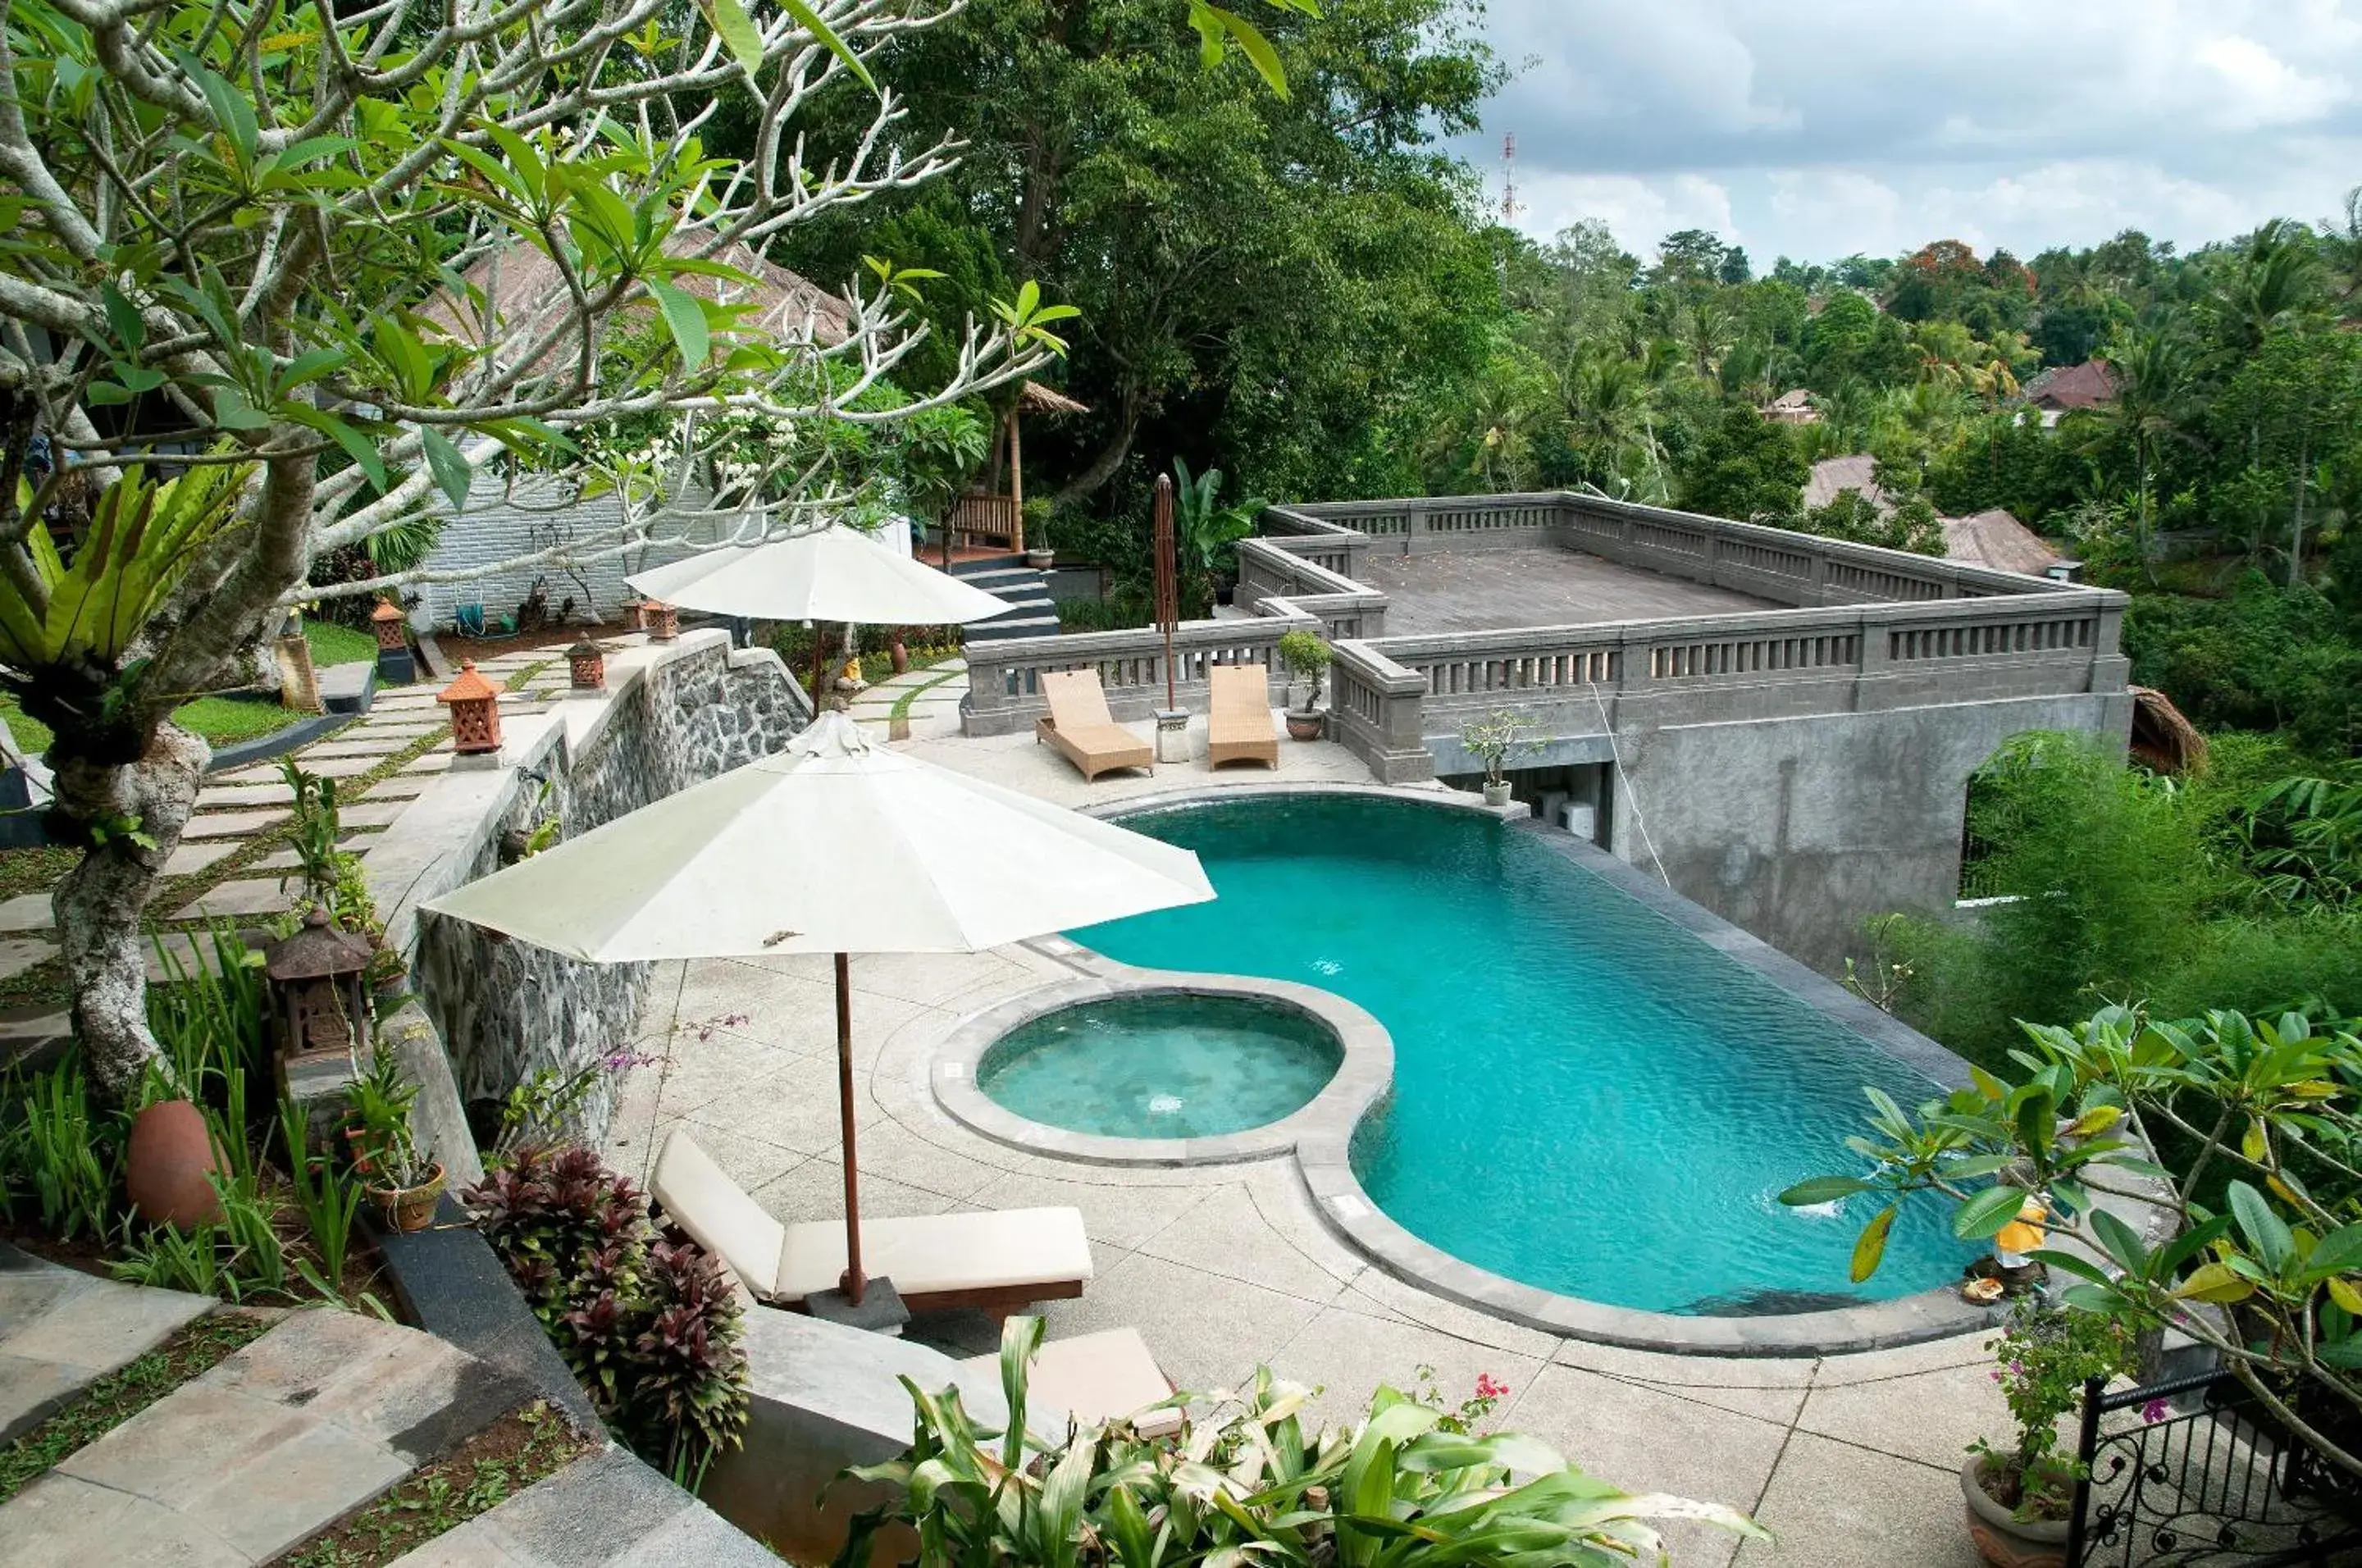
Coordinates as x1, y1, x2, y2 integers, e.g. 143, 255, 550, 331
975, 991, 1343, 1139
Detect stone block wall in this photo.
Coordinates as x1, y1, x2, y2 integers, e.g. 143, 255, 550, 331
385, 632, 805, 1153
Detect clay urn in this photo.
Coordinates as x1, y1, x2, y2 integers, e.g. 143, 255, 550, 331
125, 1099, 225, 1229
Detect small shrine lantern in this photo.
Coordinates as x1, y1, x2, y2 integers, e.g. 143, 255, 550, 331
437, 659, 504, 754
369, 599, 408, 654
265, 908, 373, 1067
622, 596, 647, 631
645, 601, 680, 641
568, 638, 607, 691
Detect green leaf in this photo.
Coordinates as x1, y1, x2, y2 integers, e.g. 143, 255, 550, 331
1952, 1185, 2027, 1242
2227, 1180, 2295, 1275
1850, 1206, 1895, 1283
1206, 5, 1289, 98
102, 282, 144, 351
419, 427, 473, 514
779, 0, 877, 91
2089, 1208, 2146, 1272
647, 280, 709, 369
1778, 1176, 1872, 1206
2308, 1222, 2362, 1281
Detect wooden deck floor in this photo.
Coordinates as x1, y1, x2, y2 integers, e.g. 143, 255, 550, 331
1357, 546, 1776, 636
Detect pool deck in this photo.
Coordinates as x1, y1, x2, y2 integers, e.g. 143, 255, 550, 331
602, 721, 2002, 1567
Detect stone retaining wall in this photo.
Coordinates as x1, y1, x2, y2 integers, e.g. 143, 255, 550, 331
372, 631, 807, 1155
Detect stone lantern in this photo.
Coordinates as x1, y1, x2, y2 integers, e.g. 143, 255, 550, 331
370, 599, 415, 683
265, 908, 373, 1069
568, 638, 607, 692
645, 601, 680, 641
437, 659, 503, 755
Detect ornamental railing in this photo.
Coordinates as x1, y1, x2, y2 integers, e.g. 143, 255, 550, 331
960, 611, 1317, 736
2068, 1368, 2362, 1566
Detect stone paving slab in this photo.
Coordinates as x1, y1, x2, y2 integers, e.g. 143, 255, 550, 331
0, 893, 52, 933
299, 733, 420, 759
0, 1244, 214, 1445
364, 774, 435, 800
0, 1007, 71, 1068
184, 809, 289, 839
0, 937, 55, 980
215, 753, 379, 783
196, 782, 299, 808
147, 932, 230, 982
170, 877, 294, 923
404, 753, 458, 774
339, 800, 418, 827
385, 1447, 780, 1567
2, 1307, 519, 1566
161, 838, 242, 877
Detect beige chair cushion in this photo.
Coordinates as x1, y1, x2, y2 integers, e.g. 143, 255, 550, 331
650, 1129, 787, 1297
774, 1207, 1095, 1302
968, 1327, 1183, 1438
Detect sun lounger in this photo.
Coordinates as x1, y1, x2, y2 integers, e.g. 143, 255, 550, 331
964, 1327, 1183, 1439
1206, 664, 1278, 770
650, 1129, 1092, 1319
1034, 668, 1154, 782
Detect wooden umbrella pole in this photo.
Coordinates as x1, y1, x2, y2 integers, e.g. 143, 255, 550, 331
834, 951, 865, 1303
1153, 473, 1177, 709
809, 622, 831, 704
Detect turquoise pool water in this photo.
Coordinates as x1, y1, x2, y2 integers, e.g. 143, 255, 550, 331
977, 993, 1343, 1139
1068, 795, 1977, 1316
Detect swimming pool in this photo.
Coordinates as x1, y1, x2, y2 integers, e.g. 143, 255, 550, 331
976, 992, 1343, 1139
1067, 793, 1978, 1317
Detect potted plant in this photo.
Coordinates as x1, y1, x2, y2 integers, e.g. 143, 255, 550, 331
1024, 499, 1055, 570
346, 1044, 445, 1230
1960, 1305, 2134, 1568
1460, 709, 1534, 808
1276, 629, 1330, 741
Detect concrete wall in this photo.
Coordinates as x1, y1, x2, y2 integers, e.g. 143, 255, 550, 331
1607, 691, 2136, 974
410, 476, 733, 630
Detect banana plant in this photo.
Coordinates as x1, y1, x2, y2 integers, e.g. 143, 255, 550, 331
834, 1316, 1763, 1566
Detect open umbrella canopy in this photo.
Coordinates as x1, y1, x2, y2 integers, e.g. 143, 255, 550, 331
419, 711, 1211, 961
624, 523, 1010, 626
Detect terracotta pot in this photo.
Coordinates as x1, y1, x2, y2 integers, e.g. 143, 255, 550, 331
1960, 1456, 2071, 1568
125, 1099, 225, 1229
1285, 712, 1324, 742
889, 637, 910, 675
368, 1162, 447, 1233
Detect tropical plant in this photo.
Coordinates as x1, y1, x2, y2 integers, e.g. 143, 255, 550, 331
0, 1060, 117, 1242
2240, 770, 2362, 909
835, 1315, 1762, 1567
1171, 458, 1268, 609
1782, 1004, 2362, 1481
465, 1144, 749, 1488
1460, 710, 1535, 788
1275, 630, 1332, 713
1970, 1305, 2137, 1519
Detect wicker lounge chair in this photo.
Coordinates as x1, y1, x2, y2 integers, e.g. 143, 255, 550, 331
1034, 669, 1154, 782
964, 1327, 1183, 1438
650, 1129, 1092, 1319
1206, 664, 1278, 770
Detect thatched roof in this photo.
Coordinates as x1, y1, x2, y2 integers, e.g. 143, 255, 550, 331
1765, 389, 1813, 411
1940, 508, 2066, 577
427, 235, 852, 362
1019, 381, 1089, 417
2129, 686, 2207, 776
1803, 454, 1894, 517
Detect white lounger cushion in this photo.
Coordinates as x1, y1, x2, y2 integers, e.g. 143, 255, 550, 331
968, 1328, 1183, 1438
651, 1128, 1092, 1304
774, 1207, 1094, 1303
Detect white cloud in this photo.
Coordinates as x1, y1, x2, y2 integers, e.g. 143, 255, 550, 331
1458, 0, 2362, 259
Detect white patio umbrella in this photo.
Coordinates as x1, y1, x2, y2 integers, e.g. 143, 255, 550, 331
626, 522, 1010, 625
421, 710, 1211, 1309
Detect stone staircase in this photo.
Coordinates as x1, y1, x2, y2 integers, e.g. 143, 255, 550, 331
0, 1246, 777, 1567
946, 555, 1060, 640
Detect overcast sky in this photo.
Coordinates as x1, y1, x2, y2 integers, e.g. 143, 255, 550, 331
1454, 1, 2362, 267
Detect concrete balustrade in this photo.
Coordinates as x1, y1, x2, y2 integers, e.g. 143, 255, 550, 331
960, 611, 1320, 737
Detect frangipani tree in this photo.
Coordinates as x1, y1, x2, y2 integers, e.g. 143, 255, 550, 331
0, 0, 1106, 1095
1785, 1005, 2362, 1479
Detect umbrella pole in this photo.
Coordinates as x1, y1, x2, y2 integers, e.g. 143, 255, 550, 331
809, 622, 831, 705
835, 951, 865, 1303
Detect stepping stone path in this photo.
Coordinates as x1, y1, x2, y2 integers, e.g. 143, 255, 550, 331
848, 657, 969, 743
0, 1246, 775, 1566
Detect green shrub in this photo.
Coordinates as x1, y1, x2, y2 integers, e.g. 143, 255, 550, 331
2123, 577, 2362, 757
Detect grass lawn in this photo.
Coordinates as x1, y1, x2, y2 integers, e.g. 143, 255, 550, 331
0, 694, 308, 752
302, 618, 380, 668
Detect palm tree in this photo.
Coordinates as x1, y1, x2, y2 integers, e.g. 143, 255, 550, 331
2212, 218, 2321, 353
2078, 326, 2199, 571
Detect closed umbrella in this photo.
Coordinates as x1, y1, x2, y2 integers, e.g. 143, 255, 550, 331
422, 710, 1211, 1310
627, 522, 1010, 698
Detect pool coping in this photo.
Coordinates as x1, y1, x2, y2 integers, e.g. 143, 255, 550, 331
932, 970, 1393, 1168
964, 780, 2005, 1357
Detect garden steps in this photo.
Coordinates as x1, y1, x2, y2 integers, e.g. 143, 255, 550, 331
946, 558, 1060, 640
0, 1301, 517, 1567
0, 1243, 216, 1445
383, 1447, 781, 1567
